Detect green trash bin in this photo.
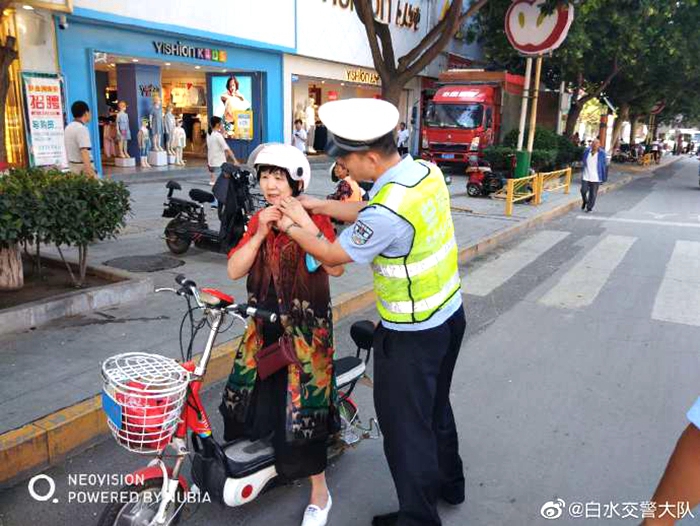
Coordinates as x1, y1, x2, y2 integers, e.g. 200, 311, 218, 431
514, 150, 531, 178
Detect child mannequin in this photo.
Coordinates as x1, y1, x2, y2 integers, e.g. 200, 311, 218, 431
116, 101, 131, 158
164, 105, 176, 156
150, 94, 164, 152
172, 119, 186, 166
137, 118, 151, 168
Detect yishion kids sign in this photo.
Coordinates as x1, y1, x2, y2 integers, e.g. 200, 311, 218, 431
153, 41, 228, 62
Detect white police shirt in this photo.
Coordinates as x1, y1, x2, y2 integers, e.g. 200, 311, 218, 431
339, 155, 462, 331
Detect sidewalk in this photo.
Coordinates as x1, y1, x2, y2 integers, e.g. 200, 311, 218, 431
0, 155, 679, 485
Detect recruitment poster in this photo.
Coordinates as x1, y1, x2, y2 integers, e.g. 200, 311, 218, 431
21, 72, 68, 167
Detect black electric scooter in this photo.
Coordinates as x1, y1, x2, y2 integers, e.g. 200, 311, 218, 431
162, 163, 263, 255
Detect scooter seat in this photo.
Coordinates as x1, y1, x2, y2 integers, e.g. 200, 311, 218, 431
350, 320, 375, 351
189, 188, 216, 203
334, 356, 365, 387
223, 438, 275, 478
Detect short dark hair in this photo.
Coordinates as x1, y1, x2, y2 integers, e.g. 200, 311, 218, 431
71, 100, 90, 119
367, 132, 398, 157
226, 76, 239, 92
256, 165, 302, 197
210, 116, 222, 133
294, 119, 303, 125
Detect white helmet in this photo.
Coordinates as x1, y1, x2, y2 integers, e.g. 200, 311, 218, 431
248, 143, 311, 192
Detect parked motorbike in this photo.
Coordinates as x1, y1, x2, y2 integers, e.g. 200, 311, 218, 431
162, 163, 262, 255
97, 274, 378, 526
466, 158, 506, 197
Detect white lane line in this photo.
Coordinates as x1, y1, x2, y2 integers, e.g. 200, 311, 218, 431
652, 241, 700, 326
577, 215, 700, 229
465, 230, 570, 297
539, 235, 637, 309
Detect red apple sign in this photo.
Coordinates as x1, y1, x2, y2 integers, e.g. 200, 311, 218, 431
505, 0, 574, 55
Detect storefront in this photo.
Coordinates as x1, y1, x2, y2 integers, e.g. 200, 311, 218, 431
55, 7, 289, 175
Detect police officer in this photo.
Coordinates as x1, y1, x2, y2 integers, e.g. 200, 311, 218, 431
277, 98, 466, 526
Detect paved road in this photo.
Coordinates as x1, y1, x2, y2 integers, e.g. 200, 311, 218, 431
2, 158, 700, 525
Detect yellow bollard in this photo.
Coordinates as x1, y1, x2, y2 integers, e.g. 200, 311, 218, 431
505, 179, 515, 216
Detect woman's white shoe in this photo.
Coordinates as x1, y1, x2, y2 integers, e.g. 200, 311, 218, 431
301, 492, 332, 526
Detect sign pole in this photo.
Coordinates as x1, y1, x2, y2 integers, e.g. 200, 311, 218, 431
516, 57, 532, 151
526, 54, 543, 154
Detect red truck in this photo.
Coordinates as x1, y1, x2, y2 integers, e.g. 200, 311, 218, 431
421, 69, 529, 166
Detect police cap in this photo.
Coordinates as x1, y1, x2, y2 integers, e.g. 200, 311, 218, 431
318, 98, 400, 157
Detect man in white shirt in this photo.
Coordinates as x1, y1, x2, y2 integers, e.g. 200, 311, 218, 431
207, 116, 237, 185
64, 100, 97, 178
292, 119, 308, 153
581, 138, 607, 212
397, 122, 410, 156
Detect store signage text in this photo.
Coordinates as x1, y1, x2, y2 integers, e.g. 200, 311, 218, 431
153, 41, 227, 62
323, 0, 421, 31
139, 84, 161, 97
345, 69, 381, 85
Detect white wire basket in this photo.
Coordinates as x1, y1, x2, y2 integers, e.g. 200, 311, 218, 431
101, 352, 191, 454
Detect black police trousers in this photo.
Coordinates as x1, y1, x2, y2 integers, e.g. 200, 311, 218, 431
373, 306, 467, 526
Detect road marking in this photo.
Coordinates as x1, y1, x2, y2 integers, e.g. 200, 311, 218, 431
577, 215, 700, 229
652, 241, 700, 326
539, 235, 636, 309
465, 230, 570, 296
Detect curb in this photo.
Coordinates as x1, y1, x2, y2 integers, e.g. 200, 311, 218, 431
0, 158, 679, 489
0, 256, 153, 336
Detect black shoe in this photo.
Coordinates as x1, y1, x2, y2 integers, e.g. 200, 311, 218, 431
372, 511, 399, 526
585, 208, 591, 213
441, 490, 466, 506
581, 201, 587, 210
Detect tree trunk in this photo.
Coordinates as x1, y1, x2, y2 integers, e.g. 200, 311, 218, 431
0, 244, 24, 290
611, 103, 629, 150
565, 101, 584, 138
381, 82, 403, 107
629, 115, 638, 146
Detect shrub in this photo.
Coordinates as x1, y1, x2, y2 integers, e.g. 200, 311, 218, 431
0, 169, 131, 288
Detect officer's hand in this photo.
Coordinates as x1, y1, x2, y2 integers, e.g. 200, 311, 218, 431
296, 194, 323, 213
277, 213, 295, 233
280, 197, 313, 229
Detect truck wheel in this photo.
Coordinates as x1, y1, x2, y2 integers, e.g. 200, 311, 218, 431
95, 477, 185, 526
165, 219, 191, 255
467, 183, 482, 197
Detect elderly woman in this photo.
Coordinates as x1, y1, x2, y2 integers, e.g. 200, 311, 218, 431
220, 143, 343, 526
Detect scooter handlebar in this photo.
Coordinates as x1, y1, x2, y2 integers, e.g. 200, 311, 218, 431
231, 304, 278, 324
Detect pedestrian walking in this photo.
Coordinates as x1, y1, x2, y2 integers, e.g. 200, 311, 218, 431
64, 100, 97, 178
397, 122, 410, 156
581, 138, 608, 213
277, 98, 466, 526
292, 118, 308, 153
207, 116, 238, 185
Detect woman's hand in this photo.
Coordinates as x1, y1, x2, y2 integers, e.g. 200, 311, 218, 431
257, 206, 282, 238
279, 197, 314, 229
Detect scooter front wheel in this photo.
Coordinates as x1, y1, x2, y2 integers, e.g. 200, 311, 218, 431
165, 220, 191, 255
95, 477, 185, 526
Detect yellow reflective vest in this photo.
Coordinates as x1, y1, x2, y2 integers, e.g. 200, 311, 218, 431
370, 160, 461, 324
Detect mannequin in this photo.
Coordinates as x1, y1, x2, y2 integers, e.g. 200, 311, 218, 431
164, 105, 176, 156
149, 94, 164, 152
137, 118, 151, 168
171, 119, 187, 166
294, 102, 306, 125
305, 97, 317, 154
115, 100, 131, 158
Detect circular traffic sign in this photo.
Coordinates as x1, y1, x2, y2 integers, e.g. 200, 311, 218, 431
505, 0, 574, 56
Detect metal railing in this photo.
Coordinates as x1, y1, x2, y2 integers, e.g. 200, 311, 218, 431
502, 167, 573, 216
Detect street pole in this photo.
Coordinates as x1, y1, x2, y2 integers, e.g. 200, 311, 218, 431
556, 80, 566, 136
526, 54, 543, 154
516, 57, 532, 151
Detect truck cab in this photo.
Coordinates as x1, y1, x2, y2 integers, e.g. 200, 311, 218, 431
422, 86, 497, 165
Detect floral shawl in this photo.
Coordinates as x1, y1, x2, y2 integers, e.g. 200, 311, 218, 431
221, 212, 339, 444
